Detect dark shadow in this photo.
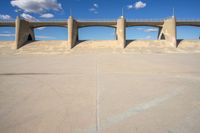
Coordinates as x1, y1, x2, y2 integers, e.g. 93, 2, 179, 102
27, 34, 33, 41
0, 73, 66, 76
125, 40, 136, 48
160, 34, 165, 40
17, 34, 36, 49
176, 39, 184, 48
71, 40, 90, 48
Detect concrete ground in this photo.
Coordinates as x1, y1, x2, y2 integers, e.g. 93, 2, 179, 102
0, 41, 200, 133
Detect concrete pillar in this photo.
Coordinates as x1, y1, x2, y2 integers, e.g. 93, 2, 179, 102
15, 16, 35, 49
117, 16, 126, 48
159, 16, 177, 47
68, 16, 78, 49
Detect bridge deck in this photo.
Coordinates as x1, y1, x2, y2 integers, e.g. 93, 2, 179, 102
0, 22, 15, 27
126, 21, 164, 27
176, 21, 200, 26
30, 21, 68, 28
77, 21, 117, 28
0, 20, 200, 28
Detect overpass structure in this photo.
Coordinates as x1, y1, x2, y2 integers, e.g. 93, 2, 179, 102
0, 16, 200, 49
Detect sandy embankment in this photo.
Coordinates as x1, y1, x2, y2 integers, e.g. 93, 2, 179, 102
0, 40, 200, 54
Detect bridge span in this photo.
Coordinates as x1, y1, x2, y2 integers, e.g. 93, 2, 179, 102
0, 16, 200, 49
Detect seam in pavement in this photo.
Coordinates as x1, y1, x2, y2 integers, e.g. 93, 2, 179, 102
96, 55, 100, 133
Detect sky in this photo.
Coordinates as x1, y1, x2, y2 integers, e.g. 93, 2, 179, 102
0, 0, 200, 41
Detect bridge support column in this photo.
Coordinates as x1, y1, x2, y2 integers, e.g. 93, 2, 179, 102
117, 16, 126, 48
159, 16, 177, 47
68, 16, 78, 49
15, 16, 35, 49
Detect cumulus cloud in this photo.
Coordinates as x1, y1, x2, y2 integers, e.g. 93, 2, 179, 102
145, 35, 152, 39
135, 28, 158, 33
128, 1, 146, 9
36, 35, 55, 39
89, 8, 96, 12
144, 28, 158, 33
10, 0, 62, 14
40, 13, 54, 18
93, 3, 98, 8
127, 5, 133, 9
20, 13, 38, 21
89, 3, 99, 14
0, 14, 12, 20
36, 27, 46, 30
0, 33, 15, 37
135, 1, 146, 9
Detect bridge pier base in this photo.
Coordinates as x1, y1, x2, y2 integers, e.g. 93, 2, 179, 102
159, 16, 177, 47
15, 16, 35, 49
117, 16, 126, 48
68, 16, 78, 49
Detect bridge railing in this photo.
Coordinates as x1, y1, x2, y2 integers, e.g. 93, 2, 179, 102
76, 19, 117, 22
176, 19, 200, 22
0, 19, 15, 22
126, 19, 164, 22
27, 19, 68, 22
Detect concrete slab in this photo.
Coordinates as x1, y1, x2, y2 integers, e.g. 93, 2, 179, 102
0, 41, 200, 133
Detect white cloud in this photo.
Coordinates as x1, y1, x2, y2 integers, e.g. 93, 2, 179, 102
36, 35, 55, 39
135, 1, 146, 9
0, 14, 12, 20
10, 0, 62, 14
89, 3, 99, 14
20, 13, 38, 21
36, 27, 46, 30
40, 13, 54, 18
128, 1, 146, 9
94, 3, 98, 8
144, 28, 158, 32
3, 31, 12, 34
89, 8, 96, 12
135, 28, 158, 33
135, 27, 144, 31
127, 5, 133, 9
145, 35, 152, 39
0, 33, 15, 37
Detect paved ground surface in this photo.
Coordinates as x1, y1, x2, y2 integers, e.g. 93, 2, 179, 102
0, 41, 200, 133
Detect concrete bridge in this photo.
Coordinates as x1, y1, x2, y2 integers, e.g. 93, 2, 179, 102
0, 16, 200, 49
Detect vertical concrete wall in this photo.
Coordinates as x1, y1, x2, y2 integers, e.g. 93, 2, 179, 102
159, 16, 177, 47
15, 16, 35, 49
68, 16, 78, 49
117, 16, 126, 48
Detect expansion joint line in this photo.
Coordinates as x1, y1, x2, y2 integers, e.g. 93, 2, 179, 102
96, 55, 100, 133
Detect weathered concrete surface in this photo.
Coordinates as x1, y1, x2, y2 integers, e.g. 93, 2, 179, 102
159, 17, 177, 47
68, 16, 78, 49
117, 17, 126, 48
0, 41, 200, 133
1, 40, 200, 55
16, 17, 35, 49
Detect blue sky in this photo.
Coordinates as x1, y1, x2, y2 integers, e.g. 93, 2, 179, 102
0, 0, 200, 41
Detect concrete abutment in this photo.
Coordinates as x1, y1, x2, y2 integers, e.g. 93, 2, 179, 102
15, 16, 35, 49
117, 16, 126, 48
68, 16, 78, 49
159, 16, 177, 47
